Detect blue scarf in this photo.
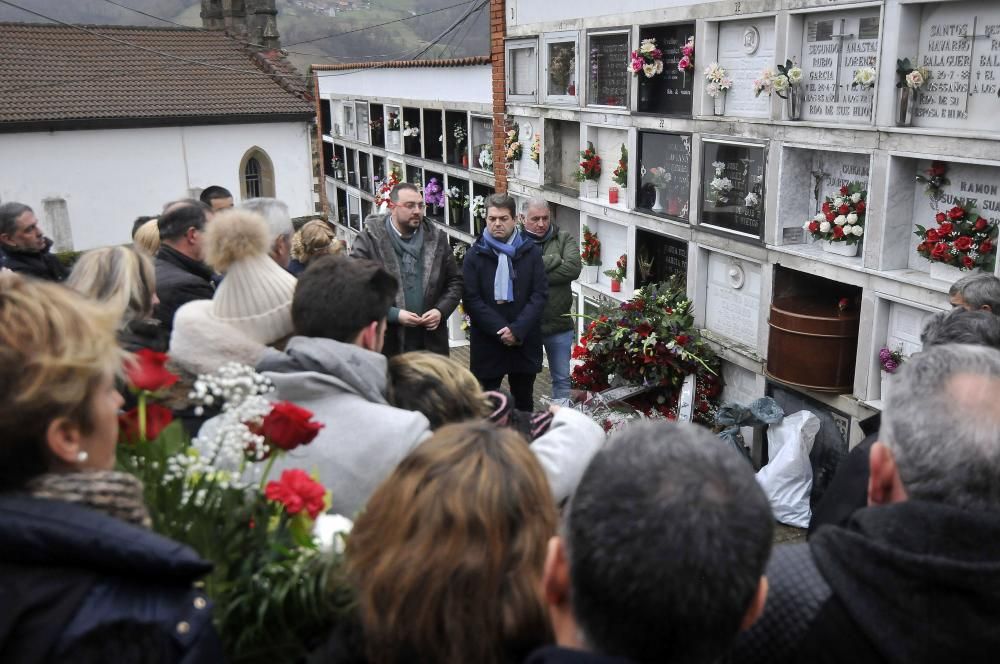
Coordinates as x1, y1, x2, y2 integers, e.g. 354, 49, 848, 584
482, 227, 525, 303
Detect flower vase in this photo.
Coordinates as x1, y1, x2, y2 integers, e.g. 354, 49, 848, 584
880, 370, 892, 404
786, 86, 803, 121
929, 262, 977, 283
512, 161, 521, 178
610, 279, 621, 293
822, 240, 859, 257
582, 180, 598, 199
667, 197, 680, 216
713, 91, 727, 116
651, 186, 664, 213
580, 264, 599, 284
896, 87, 915, 127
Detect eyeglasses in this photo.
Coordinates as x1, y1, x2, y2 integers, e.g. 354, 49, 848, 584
398, 202, 426, 210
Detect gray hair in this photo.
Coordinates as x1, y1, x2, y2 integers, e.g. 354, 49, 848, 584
920, 308, 1000, 351
241, 198, 293, 243
521, 197, 550, 214
566, 421, 773, 663
0, 202, 32, 238
949, 272, 1000, 312
880, 344, 1000, 512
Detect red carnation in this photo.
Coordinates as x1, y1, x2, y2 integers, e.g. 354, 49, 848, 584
855, 201, 866, 213
259, 401, 324, 452
961, 255, 976, 269
826, 212, 836, 223
118, 404, 174, 443
948, 206, 965, 221
935, 212, 947, 223
981, 240, 994, 254
808, 221, 820, 232
833, 225, 845, 239
265, 469, 326, 519
925, 229, 940, 243
821, 202, 831, 213
931, 242, 950, 260
974, 218, 987, 231
840, 185, 849, 195
954, 236, 973, 251
838, 204, 850, 215
938, 222, 954, 236
571, 344, 588, 359
125, 349, 179, 392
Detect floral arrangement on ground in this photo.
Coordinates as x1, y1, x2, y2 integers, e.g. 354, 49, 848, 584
571, 276, 723, 427
116, 353, 353, 663
915, 200, 997, 271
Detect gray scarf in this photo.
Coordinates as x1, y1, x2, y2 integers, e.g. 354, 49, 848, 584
385, 216, 424, 284
25, 470, 152, 528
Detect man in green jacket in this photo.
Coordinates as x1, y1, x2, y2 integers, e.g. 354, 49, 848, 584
521, 198, 581, 402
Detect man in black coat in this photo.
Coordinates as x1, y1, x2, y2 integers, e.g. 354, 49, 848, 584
462, 193, 547, 411
730, 344, 1000, 664
0, 202, 68, 282
154, 201, 215, 334
351, 182, 463, 357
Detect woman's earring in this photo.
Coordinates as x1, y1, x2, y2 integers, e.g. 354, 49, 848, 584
77, 450, 89, 464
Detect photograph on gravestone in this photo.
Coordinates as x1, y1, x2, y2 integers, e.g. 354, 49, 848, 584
588, 31, 630, 107
636, 23, 695, 115
636, 131, 692, 220
700, 140, 766, 240
635, 228, 689, 289
802, 10, 881, 123
913, 1, 1000, 132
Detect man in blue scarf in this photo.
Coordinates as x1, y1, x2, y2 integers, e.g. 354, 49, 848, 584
462, 193, 548, 411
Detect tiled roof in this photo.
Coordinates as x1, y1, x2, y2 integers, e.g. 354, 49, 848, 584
311, 55, 490, 71
0, 22, 315, 130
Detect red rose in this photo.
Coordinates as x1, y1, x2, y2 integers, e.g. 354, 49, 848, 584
931, 242, 950, 260
938, 222, 954, 236
265, 469, 327, 519
125, 349, 179, 392
948, 206, 965, 221
833, 225, 845, 239
118, 404, 173, 443
636, 323, 654, 338
821, 202, 831, 213
917, 242, 928, 253
808, 221, 820, 232
981, 240, 994, 254
974, 218, 987, 231
675, 334, 689, 345
825, 212, 836, 223
572, 344, 588, 359
259, 401, 324, 452
840, 185, 849, 196
930, 161, 947, 177
954, 236, 973, 251
961, 255, 976, 269
925, 229, 939, 243
935, 212, 947, 223
855, 201, 866, 213
838, 204, 850, 215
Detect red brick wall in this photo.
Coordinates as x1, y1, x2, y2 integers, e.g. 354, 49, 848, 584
490, 0, 507, 193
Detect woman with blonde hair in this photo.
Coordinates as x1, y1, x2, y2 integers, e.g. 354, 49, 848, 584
345, 421, 557, 664
288, 219, 345, 276
132, 218, 161, 255
0, 272, 220, 661
67, 244, 166, 352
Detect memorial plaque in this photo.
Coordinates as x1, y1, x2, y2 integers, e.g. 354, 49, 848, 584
635, 228, 688, 288
914, 1, 1000, 131
705, 252, 761, 350
887, 302, 933, 357
637, 131, 691, 220
717, 19, 775, 118
589, 32, 629, 107
700, 140, 766, 240
636, 23, 694, 116
517, 120, 540, 182
802, 11, 880, 123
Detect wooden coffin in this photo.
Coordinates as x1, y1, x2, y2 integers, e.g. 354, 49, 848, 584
766, 296, 860, 393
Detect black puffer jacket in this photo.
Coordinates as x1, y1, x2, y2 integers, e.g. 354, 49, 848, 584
0, 496, 222, 663
154, 245, 215, 333
0, 239, 68, 282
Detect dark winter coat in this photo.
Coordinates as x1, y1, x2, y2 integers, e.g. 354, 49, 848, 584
729, 500, 1000, 664
154, 245, 215, 333
119, 318, 170, 353
462, 233, 547, 378
525, 646, 638, 664
808, 412, 880, 536
532, 229, 581, 336
0, 239, 68, 282
0, 495, 222, 663
351, 214, 463, 357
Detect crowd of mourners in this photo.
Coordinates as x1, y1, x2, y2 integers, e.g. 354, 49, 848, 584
1, 184, 999, 664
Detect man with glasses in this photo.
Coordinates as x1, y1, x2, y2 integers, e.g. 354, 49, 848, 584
352, 182, 463, 356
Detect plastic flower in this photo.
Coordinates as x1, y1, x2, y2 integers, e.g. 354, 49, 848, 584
126, 349, 179, 392
772, 74, 789, 93
787, 66, 803, 84
265, 469, 327, 519
905, 70, 925, 89
258, 401, 324, 452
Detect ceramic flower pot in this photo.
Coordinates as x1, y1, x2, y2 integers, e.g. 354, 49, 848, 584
930, 262, 978, 283
823, 240, 859, 257
880, 370, 892, 403
580, 264, 599, 284
651, 187, 664, 213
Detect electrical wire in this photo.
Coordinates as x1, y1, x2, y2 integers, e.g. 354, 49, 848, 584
409, 0, 486, 61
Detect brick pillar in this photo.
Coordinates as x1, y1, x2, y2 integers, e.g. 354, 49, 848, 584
312, 71, 330, 216
490, 0, 508, 193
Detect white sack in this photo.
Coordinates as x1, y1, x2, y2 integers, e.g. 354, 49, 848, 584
756, 409, 821, 528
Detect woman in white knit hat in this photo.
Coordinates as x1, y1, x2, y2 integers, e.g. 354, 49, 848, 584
169, 209, 297, 376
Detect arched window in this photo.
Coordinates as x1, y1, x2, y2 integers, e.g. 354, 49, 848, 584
239, 147, 275, 200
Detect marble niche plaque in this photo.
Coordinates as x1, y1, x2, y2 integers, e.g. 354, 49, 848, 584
515, 120, 540, 183
779, 148, 871, 244
801, 9, 881, 123
913, 0, 1000, 132
637, 23, 695, 115
717, 18, 776, 118
705, 252, 762, 351
886, 301, 933, 357
700, 140, 766, 240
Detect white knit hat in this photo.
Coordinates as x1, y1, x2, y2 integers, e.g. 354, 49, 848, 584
203, 209, 297, 344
